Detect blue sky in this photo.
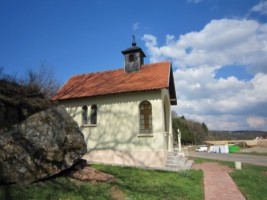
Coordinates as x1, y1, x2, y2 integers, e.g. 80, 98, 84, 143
1, 0, 267, 131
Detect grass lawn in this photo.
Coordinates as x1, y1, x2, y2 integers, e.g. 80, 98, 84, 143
193, 157, 267, 200
231, 164, 267, 200
0, 165, 203, 200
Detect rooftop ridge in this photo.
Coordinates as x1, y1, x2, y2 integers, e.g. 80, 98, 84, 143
51, 61, 175, 103
69, 61, 171, 79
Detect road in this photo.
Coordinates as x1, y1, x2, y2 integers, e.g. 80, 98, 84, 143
188, 151, 267, 167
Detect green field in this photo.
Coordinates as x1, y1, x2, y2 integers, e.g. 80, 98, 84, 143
0, 165, 203, 200
1, 159, 267, 200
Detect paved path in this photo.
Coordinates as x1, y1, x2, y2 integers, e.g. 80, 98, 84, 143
189, 151, 267, 166
193, 162, 245, 200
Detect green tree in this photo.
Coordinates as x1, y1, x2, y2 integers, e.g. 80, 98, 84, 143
172, 115, 209, 145
172, 116, 194, 145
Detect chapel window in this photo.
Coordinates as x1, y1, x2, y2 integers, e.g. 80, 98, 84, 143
82, 105, 88, 125
139, 101, 153, 134
129, 54, 135, 62
90, 104, 97, 125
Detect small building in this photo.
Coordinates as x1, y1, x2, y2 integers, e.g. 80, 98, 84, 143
52, 39, 177, 168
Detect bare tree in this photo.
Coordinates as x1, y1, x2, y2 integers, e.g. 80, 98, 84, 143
22, 65, 61, 97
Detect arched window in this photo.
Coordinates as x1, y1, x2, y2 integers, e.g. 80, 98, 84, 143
90, 105, 97, 125
82, 105, 88, 125
129, 54, 135, 62
139, 101, 153, 134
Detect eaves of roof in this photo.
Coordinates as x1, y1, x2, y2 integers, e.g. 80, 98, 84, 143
52, 61, 177, 105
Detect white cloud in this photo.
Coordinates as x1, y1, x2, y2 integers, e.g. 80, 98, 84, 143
142, 19, 267, 131
175, 69, 267, 113
251, 1, 267, 15
191, 114, 249, 131
143, 19, 267, 73
247, 116, 266, 129
132, 22, 140, 31
173, 68, 267, 130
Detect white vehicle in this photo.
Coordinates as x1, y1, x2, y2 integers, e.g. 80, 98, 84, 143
196, 146, 208, 152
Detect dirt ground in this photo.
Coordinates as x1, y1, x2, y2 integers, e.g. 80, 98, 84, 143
111, 186, 125, 200
70, 166, 125, 200
71, 166, 115, 183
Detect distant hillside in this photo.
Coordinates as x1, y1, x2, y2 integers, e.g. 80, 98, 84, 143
172, 113, 267, 145
208, 130, 267, 140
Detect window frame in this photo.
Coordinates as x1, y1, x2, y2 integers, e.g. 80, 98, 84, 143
90, 104, 97, 125
139, 100, 153, 134
82, 105, 88, 125
128, 54, 135, 62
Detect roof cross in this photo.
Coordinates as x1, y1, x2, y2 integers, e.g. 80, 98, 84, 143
132, 35, 136, 46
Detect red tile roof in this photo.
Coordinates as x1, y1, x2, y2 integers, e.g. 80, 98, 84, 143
52, 61, 176, 103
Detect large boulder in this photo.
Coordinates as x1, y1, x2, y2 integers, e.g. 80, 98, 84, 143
0, 105, 87, 184
0, 79, 54, 130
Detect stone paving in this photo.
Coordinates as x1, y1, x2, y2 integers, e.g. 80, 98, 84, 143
193, 162, 246, 200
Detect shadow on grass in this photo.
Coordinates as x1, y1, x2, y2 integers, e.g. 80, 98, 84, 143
0, 172, 111, 200
1, 164, 204, 200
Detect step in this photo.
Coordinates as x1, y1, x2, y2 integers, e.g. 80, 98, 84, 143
165, 153, 194, 170
167, 152, 186, 156
167, 152, 177, 156
166, 157, 187, 164
165, 166, 182, 171
166, 155, 187, 161
165, 165, 191, 171
166, 159, 186, 165
185, 160, 194, 168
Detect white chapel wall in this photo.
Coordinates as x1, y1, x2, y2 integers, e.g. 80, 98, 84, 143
161, 88, 174, 151
61, 90, 166, 152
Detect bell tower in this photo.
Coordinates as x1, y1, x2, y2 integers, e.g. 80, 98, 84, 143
121, 35, 146, 73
